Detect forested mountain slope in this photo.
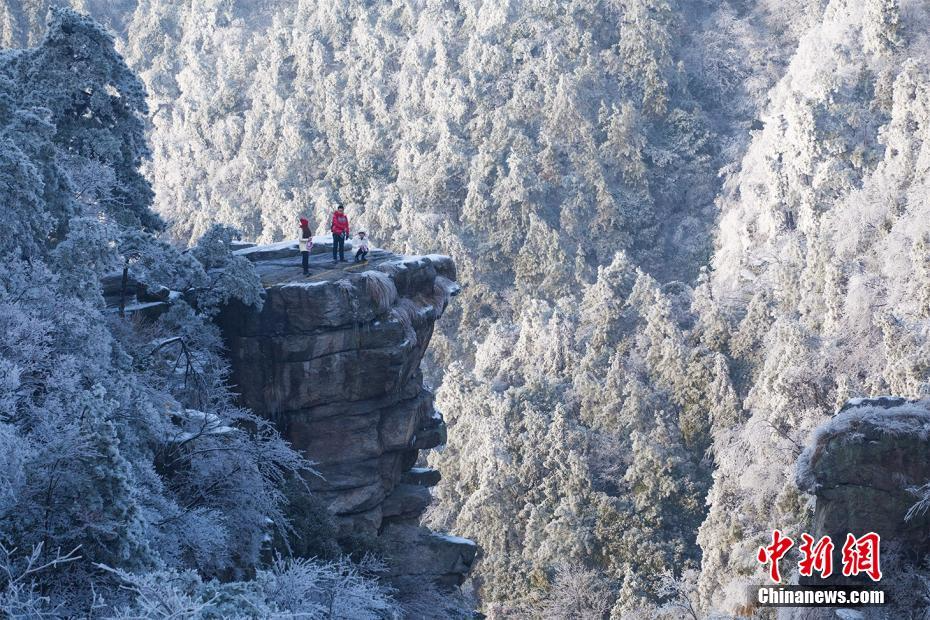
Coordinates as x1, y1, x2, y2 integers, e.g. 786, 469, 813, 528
0, 9, 448, 617
5, 0, 930, 617
701, 0, 930, 612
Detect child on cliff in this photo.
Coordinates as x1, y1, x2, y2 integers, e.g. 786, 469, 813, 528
299, 217, 313, 275
354, 231, 369, 263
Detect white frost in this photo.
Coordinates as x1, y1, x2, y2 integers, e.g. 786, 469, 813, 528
233, 239, 298, 256
796, 399, 930, 493
432, 533, 477, 547
280, 280, 330, 289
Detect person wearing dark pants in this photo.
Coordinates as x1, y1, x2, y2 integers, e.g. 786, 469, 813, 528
354, 231, 369, 262
299, 217, 312, 275
330, 204, 349, 264
331, 232, 346, 263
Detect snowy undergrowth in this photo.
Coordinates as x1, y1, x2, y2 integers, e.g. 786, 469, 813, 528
0, 11, 414, 618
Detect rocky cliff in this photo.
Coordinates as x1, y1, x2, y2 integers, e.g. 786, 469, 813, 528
796, 397, 930, 583
216, 239, 476, 587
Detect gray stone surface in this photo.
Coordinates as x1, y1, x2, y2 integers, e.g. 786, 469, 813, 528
796, 398, 930, 585
382, 483, 433, 522
216, 244, 473, 587
381, 523, 478, 587
402, 467, 442, 487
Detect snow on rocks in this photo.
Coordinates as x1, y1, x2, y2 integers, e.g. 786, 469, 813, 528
167, 408, 237, 443
234, 239, 300, 261
795, 397, 930, 581
797, 397, 930, 493
432, 533, 477, 547
215, 243, 472, 587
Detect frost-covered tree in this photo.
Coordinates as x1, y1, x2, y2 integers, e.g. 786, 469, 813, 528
0, 11, 397, 615
698, 0, 930, 613
427, 270, 727, 612
13, 0, 930, 616
6, 8, 158, 231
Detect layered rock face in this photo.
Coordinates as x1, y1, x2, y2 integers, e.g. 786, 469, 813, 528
796, 397, 930, 583
216, 242, 476, 586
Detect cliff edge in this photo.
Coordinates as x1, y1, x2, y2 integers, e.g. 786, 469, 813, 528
796, 397, 930, 582
216, 239, 476, 587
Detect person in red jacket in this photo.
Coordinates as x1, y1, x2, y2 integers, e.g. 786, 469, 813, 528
330, 204, 349, 264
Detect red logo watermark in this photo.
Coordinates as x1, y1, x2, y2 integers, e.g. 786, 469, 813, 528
757, 530, 794, 582
841, 533, 882, 582
757, 530, 882, 583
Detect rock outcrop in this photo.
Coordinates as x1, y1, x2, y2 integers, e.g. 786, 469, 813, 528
216, 240, 476, 586
796, 397, 930, 583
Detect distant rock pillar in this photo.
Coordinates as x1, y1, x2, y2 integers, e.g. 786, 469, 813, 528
796, 397, 930, 585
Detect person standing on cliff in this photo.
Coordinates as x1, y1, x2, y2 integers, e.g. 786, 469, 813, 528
354, 231, 369, 263
330, 204, 350, 264
299, 217, 313, 275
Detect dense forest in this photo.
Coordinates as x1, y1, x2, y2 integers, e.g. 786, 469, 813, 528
3, 0, 930, 617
